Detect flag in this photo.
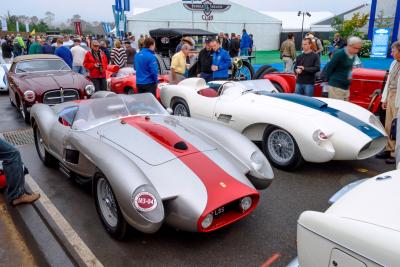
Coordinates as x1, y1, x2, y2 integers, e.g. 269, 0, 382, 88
30, 29, 36, 35
25, 22, 29, 33
123, 0, 130, 11
16, 21, 19, 32
115, 0, 122, 11
0, 18, 7, 31
74, 21, 82, 36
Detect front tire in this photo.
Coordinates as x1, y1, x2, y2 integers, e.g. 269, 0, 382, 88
173, 100, 191, 117
262, 126, 304, 171
94, 173, 127, 240
19, 101, 30, 124
33, 123, 58, 167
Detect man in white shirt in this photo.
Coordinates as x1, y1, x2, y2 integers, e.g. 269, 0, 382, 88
70, 39, 88, 75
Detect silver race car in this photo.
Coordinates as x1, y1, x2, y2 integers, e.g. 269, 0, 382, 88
30, 92, 274, 239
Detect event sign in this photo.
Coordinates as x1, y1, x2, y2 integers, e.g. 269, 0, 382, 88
371, 28, 390, 58
182, 0, 231, 21
0, 18, 7, 32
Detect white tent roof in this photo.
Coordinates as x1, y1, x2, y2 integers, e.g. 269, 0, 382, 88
263, 11, 334, 31
128, 1, 281, 24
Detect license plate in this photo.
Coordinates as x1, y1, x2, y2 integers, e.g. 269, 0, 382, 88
213, 207, 225, 217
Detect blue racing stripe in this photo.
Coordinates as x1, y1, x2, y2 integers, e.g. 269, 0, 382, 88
263, 93, 384, 139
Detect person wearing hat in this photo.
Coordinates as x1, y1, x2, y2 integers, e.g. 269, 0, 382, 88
176, 37, 194, 53
83, 40, 108, 91
197, 38, 213, 82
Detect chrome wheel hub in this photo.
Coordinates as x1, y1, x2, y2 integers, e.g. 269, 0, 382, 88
174, 104, 188, 117
97, 178, 118, 228
267, 129, 295, 164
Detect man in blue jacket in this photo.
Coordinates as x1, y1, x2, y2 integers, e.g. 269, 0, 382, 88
240, 29, 252, 56
210, 39, 231, 81
134, 38, 159, 96
55, 39, 73, 68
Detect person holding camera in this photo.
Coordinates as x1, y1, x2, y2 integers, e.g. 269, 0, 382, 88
83, 40, 109, 91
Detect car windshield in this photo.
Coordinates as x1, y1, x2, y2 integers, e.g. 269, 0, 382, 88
72, 94, 168, 130
219, 80, 277, 95
15, 59, 70, 73
116, 67, 135, 77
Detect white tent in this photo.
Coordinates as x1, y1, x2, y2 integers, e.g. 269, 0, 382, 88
127, 0, 282, 50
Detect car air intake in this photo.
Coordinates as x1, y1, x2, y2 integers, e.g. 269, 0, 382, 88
43, 89, 79, 105
174, 141, 188, 151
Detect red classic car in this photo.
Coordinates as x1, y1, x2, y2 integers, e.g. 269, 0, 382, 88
106, 65, 169, 100
255, 66, 388, 115
7, 55, 95, 123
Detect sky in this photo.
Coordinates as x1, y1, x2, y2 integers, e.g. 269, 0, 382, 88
1, 0, 368, 22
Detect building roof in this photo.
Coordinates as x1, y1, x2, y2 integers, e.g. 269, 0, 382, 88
149, 28, 216, 38
265, 11, 334, 31
13, 54, 60, 63
313, 3, 369, 26
128, 0, 281, 24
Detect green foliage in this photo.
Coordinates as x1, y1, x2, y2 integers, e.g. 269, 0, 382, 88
323, 40, 331, 47
360, 40, 372, 58
331, 12, 369, 39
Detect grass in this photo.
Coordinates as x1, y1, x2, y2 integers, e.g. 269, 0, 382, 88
252, 50, 329, 65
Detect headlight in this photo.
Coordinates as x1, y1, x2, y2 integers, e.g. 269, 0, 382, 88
250, 151, 269, 176
369, 115, 385, 131
132, 191, 157, 212
239, 197, 252, 212
23, 90, 35, 102
131, 185, 164, 223
312, 130, 328, 144
85, 84, 95, 96
201, 213, 213, 229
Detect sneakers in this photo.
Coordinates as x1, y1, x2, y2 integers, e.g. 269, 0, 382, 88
385, 157, 396, 165
12, 193, 40, 206
376, 151, 391, 159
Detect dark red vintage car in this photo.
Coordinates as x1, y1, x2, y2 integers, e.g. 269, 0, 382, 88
7, 55, 95, 123
255, 66, 388, 115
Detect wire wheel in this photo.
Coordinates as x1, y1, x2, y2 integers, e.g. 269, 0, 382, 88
267, 129, 295, 164
97, 177, 118, 228
174, 103, 189, 117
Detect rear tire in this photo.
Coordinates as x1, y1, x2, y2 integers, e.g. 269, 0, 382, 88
33, 123, 58, 167
125, 87, 135, 95
271, 81, 284, 93
173, 100, 191, 117
262, 126, 304, 171
93, 173, 127, 240
232, 61, 255, 81
255, 65, 278, 80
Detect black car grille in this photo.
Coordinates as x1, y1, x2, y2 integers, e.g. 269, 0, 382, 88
43, 89, 79, 105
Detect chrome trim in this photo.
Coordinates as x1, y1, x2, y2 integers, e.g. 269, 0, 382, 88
43, 89, 79, 105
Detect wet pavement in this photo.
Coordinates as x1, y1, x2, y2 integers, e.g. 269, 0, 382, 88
0, 93, 394, 267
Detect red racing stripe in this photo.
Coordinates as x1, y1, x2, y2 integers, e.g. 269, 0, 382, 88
122, 116, 259, 232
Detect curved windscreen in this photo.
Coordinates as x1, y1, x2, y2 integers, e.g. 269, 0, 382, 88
218, 79, 278, 96
15, 59, 70, 73
73, 94, 167, 130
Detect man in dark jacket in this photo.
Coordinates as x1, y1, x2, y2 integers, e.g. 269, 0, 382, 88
134, 38, 159, 96
240, 29, 252, 56
124, 41, 136, 68
197, 39, 213, 82
229, 33, 240, 58
99, 41, 111, 64
294, 38, 320, 96
41, 39, 55, 54
1, 39, 13, 61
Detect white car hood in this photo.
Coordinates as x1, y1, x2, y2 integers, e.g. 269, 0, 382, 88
326, 170, 400, 232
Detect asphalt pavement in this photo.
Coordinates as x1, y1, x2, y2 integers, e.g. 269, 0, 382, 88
0, 93, 393, 267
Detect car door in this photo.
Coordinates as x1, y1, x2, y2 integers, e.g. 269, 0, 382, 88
190, 92, 219, 120
213, 87, 245, 132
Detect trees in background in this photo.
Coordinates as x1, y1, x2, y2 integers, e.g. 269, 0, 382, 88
331, 12, 369, 39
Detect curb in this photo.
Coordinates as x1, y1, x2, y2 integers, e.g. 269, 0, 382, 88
7, 174, 103, 267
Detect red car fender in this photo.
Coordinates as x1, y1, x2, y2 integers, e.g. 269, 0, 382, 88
263, 74, 293, 93
0, 170, 6, 189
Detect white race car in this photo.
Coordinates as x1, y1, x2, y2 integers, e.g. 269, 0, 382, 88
288, 170, 400, 267
160, 78, 387, 170
0, 63, 10, 91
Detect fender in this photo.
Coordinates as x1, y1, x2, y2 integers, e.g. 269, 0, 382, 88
264, 74, 293, 93
30, 104, 58, 145
67, 131, 165, 234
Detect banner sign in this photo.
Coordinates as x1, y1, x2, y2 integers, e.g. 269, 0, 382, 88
25, 22, 29, 33
371, 28, 390, 58
74, 21, 82, 36
102, 22, 112, 34
1, 18, 7, 32
182, 0, 231, 21
16, 21, 19, 32
115, 0, 130, 12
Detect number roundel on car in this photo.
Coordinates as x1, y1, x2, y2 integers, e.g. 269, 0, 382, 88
133, 192, 158, 212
